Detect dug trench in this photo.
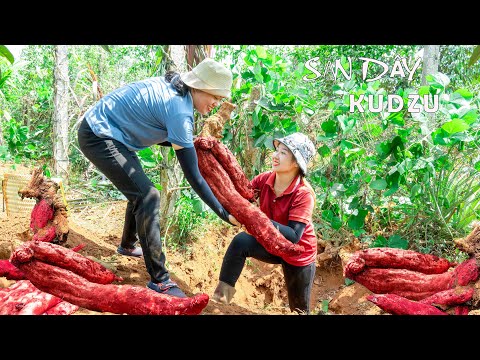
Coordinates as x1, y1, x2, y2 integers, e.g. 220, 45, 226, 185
0, 200, 381, 315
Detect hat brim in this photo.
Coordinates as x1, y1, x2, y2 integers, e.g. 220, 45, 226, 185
181, 72, 231, 98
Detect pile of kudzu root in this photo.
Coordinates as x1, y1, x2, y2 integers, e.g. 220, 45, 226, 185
343, 226, 480, 315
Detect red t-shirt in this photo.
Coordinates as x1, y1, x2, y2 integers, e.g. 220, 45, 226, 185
250, 171, 317, 267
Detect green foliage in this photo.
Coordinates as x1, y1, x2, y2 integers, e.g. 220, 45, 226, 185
0, 117, 50, 162
440, 45, 480, 91
310, 68, 480, 255
163, 188, 213, 251
2, 44, 480, 259
217, 45, 480, 257
371, 234, 408, 249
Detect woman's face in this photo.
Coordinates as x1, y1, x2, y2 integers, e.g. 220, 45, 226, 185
272, 142, 299, 174
191, 89, 224, 115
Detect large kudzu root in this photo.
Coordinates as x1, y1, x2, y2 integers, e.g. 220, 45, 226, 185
344, 247, 454, 276
348, 257, 478, 301
419, 287, 474, 308
193, 104, 303, 258
10, 241, 209, 315
13, 260, 208, 315
18, 168, 69, 244
345, 243, 480, 314
0, 259, 25, 280
195, 136, 254, 201
12, 241, 122, 284
195, 141, 303, 259
367, 293, 449, 315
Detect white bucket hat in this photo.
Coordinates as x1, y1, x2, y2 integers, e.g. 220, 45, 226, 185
180, 58, 232, 98
273, 132, 316, 175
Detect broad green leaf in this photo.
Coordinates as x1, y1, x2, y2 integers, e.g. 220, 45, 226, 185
321, 120, 337, 134
458, 108, 478, 124
257, 97, 284, 111
427, 72, 450, 89
387, 234, 408, 249
140, 160, 156, 168
241, 70, 255, 80
0, 46, 14, 64
453, 88, 473, 101
376, 141, 391, 160
192, 198, 204, 214
468, 45, 480, 67
370, 179, 387, 190
441, 119, 469, 134
418, 86, 430, 96
383, 185, 399, 197
253, 63, 263, 82
331, 183, 346, 193
321, 299, 329, 313
347, 209, 368, 230
322, 210, 333, 222
353, 229, 366, 237
349, 196, 360, 211
318, 145, 331, 157
362, 123, 382, 137
432, 128, 451, 145
387, 111, 405, 127
331, 216, 342, 230
100, 45, 112, 53
255, 46, 267, 59
304, 107, 314, 115
411, 183, 422, 197
372, 235, 387, 247
254, 134, 267, 147
449, 92, 470, 107
252, 108, 260, 126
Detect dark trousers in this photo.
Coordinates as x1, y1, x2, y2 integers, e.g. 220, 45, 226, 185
219, 231, 316, 314
77, 118, 169, 283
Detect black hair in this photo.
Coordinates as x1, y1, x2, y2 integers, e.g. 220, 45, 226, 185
165, 71, 190, 96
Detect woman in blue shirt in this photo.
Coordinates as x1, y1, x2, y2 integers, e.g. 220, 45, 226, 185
77, 58, 240, 298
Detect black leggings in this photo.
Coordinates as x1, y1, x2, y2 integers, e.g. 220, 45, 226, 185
219, 231, 316, 314
77, 118, 170, 283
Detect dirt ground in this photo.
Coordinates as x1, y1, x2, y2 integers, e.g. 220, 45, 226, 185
0, 164, 382, 316
0, 205, 382, 316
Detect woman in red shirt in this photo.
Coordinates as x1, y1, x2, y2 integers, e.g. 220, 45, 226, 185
212, 132, 317, 314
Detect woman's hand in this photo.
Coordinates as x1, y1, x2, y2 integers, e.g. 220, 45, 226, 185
229, 215, 251, 235
228, 214, 242, 227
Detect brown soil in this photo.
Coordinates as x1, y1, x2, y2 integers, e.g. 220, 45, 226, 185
0, 201, 381, 316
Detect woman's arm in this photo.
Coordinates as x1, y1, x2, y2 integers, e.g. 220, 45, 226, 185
175, 146, 233, 225
270, 220, 306, 244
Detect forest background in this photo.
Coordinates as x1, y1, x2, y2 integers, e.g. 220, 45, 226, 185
0, 44, 479, 263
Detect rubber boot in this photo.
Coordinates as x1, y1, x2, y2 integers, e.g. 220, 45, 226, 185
212, 281, 236, 304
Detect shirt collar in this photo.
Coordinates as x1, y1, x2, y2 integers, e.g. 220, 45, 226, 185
266, 172, 302, 196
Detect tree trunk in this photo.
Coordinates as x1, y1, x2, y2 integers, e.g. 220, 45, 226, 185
420, 45, 441, 133
243, 85, 262, 180
158, 45, 187, 230
53, 45, 70, 181
421, 45, 440, 86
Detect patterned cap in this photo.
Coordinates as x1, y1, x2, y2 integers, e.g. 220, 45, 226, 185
273, 132, 315, 175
